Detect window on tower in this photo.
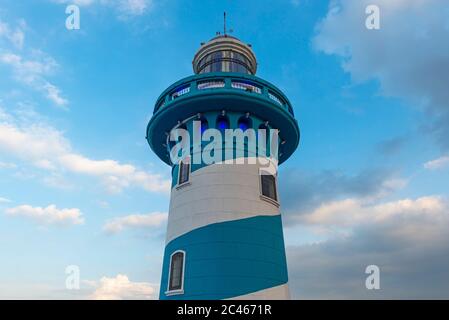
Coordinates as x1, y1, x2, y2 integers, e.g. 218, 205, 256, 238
178, 160, 190, 185
237, 116, 252, 131
168, 250, 185, 292
197, 50, 253, 74
200, 117, 209, 134
231, 80, 262, 94
260, 174, 278, 202
216, 115, 230, 131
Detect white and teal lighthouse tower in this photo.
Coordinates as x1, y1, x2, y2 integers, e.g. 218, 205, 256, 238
146, 30, 300, 300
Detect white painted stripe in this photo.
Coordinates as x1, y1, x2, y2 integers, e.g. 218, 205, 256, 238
228, 283, 290, 300
166, 157, 280, 244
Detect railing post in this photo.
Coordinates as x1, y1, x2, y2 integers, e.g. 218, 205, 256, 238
224, 77, 232, 89
190, 80, 197, 94
262, 85, 269, 99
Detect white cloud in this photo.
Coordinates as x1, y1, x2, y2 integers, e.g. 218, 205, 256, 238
314, 0, 449, 100
0, 52, 68, 108
43, 82, 68, 107
60, 154, 137, 176
52, 0, 152, 17
118, 0, 151, 16
0, 197, 11, 203
0, 161, 17, 169
103, 212, 167, 234
0, 107, 170, 194
87, 274, 157, 300
300, 196, 446, 229
0, 121, 69, 164
313, 0, 449, 150
0, 17, 67, 107
281, 168, 408, 226
287, 194, 449, 299
52, 0, 95, 6
0, 52, 56, 76
424, 155, 449, 170
0, 19, 25, 49
59, 154, 170, 193
5, 204, 84, 226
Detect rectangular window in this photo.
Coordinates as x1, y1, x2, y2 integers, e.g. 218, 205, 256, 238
178, 161, 190, 185
168, 251, 185, 291
261, 174, 277, 202
231, 81, 262, 94
197, 80, 225, 90
171, 85, 190, 100
268, 91, 284, 106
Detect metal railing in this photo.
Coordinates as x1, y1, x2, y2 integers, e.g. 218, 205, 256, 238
231, 81, 262, 94
155, 74, 294, 117
197, 80, 225, 90
268, 91, 283, 106
171, 85, 190, 100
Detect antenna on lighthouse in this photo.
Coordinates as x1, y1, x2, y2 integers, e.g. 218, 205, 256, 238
216, 12, 233, 36
224, 11, 227, 35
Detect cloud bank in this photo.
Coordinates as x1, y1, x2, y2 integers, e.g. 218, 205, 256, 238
0, 19, 68, 108
313, 0, 449, 151
0, 106, 170, 194
5, 204, 84, 226
287, 194, 449, 299
103, 212, 167, 234
53, 0, 153, 17
87, 274, 157, 300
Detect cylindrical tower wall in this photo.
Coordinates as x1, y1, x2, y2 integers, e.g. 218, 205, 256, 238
159, 111, 290, 300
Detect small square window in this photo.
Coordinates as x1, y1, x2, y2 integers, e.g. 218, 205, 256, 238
261, 174, 277, 202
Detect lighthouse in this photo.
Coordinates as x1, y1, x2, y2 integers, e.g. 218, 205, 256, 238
146, 25, 300, 300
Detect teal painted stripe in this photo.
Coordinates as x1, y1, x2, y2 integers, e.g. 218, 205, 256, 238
159, 215, 288, 300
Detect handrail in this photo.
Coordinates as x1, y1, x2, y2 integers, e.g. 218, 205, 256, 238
153, 73, 294, 117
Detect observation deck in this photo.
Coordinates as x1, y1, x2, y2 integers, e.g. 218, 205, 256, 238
146, 72, 300, 165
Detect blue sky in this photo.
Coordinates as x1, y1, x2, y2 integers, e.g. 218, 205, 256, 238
1, 0, 449, 299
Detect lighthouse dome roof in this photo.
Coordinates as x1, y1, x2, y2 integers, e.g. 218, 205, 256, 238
192, 34, 257, 75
